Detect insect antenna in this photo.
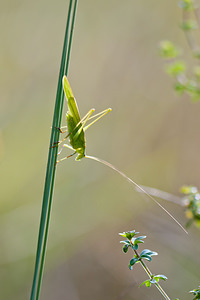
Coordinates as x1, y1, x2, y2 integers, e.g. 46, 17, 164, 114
85, 155, 187, 234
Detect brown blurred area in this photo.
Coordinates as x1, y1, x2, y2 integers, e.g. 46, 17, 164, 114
0, 1, 200, 299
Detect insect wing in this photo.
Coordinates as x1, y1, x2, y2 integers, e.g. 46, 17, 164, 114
67, 97, 81, 123
63, 75, 74, 99
63, 76, 81, 123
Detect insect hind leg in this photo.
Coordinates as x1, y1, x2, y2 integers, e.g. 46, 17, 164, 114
56, 151, 76, 163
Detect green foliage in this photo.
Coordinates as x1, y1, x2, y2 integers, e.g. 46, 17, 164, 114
120, 230, 169, 299
129, 256, 140, 269
181, 20, 197, 31
128, 248, 157, 270
180, 185, 200, 228
189, 286, 200, 299
180, 185, 198, 194
160, 0, 200, 101
174, 82, 186, 94
119, 230, 139, 240
119, 230, 146, 252
140, 249, 158, 261
159, 41, 179, 59
179, 0, 194, 11
165, 61, 186, 76
140, 274, 167, 288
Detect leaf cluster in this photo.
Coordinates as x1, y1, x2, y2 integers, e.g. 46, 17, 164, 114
180, 185, 200, 228
140, 274, 167, 288
159, 0, 200, 102
119, 230, 146, 252
128, 249, 158, 270
179, 0, 194, 11
189, 286, 200, 299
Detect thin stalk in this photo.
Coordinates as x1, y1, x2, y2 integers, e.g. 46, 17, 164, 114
35, 2, 78, 299
182, 7, 199, 53
133, 248, 171, 300
29, 1, 78, 300
86, 155, 187, 234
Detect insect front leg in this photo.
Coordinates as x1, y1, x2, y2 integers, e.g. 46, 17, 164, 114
56, 144, 76, 163
57, 143, 74, 156
51, 129, 72, 148
54, 126, 68, 134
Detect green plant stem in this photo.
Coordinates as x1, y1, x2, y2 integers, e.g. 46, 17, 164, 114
182, 7, 198, 53
35, 2, 78, 299
133, 248, 171, 300
29, 1, 78, 300
194, 6, 200, 28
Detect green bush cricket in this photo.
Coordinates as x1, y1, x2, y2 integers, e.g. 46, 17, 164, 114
54, 75, 111, 162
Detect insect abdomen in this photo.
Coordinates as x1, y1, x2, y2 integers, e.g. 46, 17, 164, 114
66, 113, 86, 156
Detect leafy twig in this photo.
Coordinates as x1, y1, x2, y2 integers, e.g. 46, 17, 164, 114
119, 230, 170, 300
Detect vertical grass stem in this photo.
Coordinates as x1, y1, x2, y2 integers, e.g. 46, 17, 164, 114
30, 1, 78, 300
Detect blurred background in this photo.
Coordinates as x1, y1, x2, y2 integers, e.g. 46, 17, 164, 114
1, 0, 200, 299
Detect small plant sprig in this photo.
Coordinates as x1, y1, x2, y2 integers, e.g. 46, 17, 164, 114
119, 230, 170, 300
180, 185, 200, 228
159, 0, 200, 101
189, 285, 200, 299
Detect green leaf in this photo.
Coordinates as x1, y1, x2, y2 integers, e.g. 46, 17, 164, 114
129, 257, 139, 270
183, 80, 200, 101
166, 61, 186, 76
145, 280, 152, 287
140, 250, 158, 262
123, 244, 129, 253
133, 238, 145, 244
140, 280, 151, 287
181, 20, 197, 31
120, 240, 131, 245
180, 185, 198, 194
189, 285, 200, 299
179, 0, 194, 11
134, 236, 146, 241
159, 40, 179, 59
150, 278, 157, 284
119, 230, 139, 240
174, 82, 186, 94
119, 232, 128, 238
131, 243, 139, 250
140, 249, 158, 257
141, 255, 152, 262
131, 236, 146, 248
129, 257, 139, 267
154, 275, 168, 281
